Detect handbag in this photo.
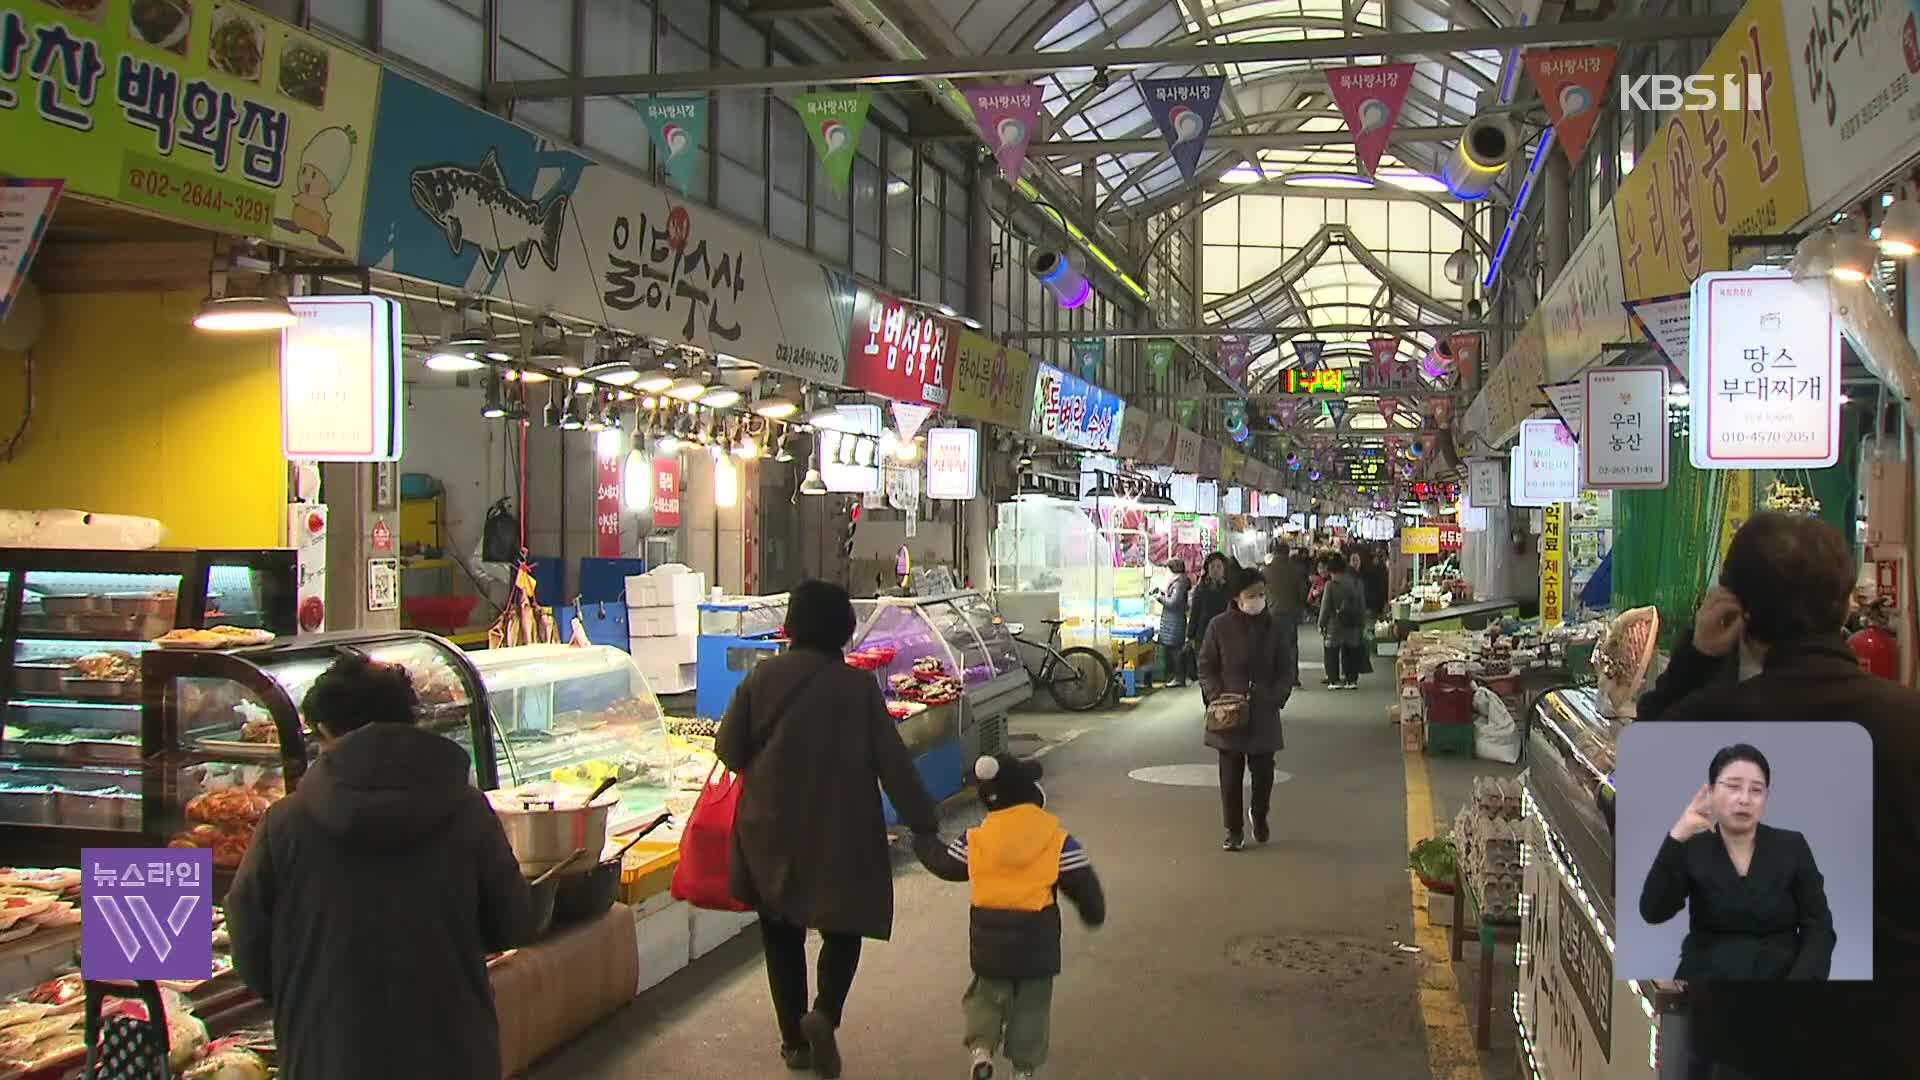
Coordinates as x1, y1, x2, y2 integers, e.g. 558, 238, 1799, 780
1203, 617, 1268, 734
670, 660, 832, 912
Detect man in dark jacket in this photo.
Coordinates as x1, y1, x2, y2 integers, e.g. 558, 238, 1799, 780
1636, 513, 1920, 1080
917, 754, 1104, 1080
226, 655, 533, 1080
1317, 558, 1369, 689
1263, 544, 1308, 683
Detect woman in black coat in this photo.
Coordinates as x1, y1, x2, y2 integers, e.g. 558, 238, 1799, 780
717, 580, 941, 1078
1185, 552, 1232, 683
1199, 567, 1299, 851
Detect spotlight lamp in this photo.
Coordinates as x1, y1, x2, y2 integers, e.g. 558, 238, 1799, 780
1030, 250, 1092, 309
1879, 186, 1920, 257
1828, 222, 1878, 283
481, 374, 508, 419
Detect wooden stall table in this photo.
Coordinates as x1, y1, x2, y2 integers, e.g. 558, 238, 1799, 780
1450, 869, 1523, 1050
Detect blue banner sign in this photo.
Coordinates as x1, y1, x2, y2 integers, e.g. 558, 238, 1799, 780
1030, 363, 1125, 453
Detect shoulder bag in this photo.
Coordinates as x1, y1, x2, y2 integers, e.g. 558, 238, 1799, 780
1204, 617, 1268, 734
671, 657, 833, 911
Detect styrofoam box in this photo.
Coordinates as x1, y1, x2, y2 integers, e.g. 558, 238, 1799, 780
630, 632, 698, 665
629, 605, 700, 638
631, 898, 693, 995
626, 569, 706, 609
636, 657, 696, 695
690, 907, 759, 960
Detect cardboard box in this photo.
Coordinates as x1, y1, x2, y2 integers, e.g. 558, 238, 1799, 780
628, 604, 700, 638
1401, 716, 1427, 753
492, 904, 641, 1079
626, 568, 705, 609
630, 631, 698, 665
634, 654, 696, 694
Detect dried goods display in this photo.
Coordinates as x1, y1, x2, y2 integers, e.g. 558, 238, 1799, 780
665, 717, 718, 739
1453, 776, 1525, 923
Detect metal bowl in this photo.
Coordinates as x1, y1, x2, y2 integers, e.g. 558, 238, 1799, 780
489, 791, 619, 877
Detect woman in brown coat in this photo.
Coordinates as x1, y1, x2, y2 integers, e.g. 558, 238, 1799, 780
1199, 567, 1299, 851
716, 580, 941, 1078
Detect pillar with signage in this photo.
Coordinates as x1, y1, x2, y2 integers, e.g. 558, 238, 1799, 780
1541, 502, 1565, 628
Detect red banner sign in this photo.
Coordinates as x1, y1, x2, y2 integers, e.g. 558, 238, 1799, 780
1522, 47, 1617, 168
845, 286, 956, 405
595, 453, 622, 557
1438, 523, 1464, 552
652, 457, 682, 529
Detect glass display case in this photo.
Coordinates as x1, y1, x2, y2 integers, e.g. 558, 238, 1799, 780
0, 549, 295, 865
848, 592, 1031, 770
474, 644, 706, 835
1524, 686, 1615, 921
992, 499, 1152, 647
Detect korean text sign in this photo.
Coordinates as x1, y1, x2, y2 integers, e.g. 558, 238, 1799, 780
83, 848, 212, 981
1541, 503, 1565, 627
1688, 270, 1840, 469
1518, 418, 1581, 504
0, 1, 380, 260
924, 427, 979, 500
651, 456, 681, 528
948, 330, 1033, 429
595, 452, 621, 557
846, 285, 956, 405
1029, 362, 1125, 453
1582, 366, 1669, 489
281, 295, 403, 462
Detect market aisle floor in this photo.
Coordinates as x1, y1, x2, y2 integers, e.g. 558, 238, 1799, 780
531, 636, 1482, 1079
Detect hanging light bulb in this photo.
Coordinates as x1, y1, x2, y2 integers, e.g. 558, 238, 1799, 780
894, 437, 918, 463
559, 395, 585, 430
733, 426, 760, 459
800, 465, 828, 495
699, 385, 743, 409
666, 369, 711, 401
1879, 187, 1920, 257
624, 448, 650, 510
596, 424, 625, 457
752, 384, 800, 419
774, 433, 795, 462
713, 454, 739, 508
480, 374, 507, 419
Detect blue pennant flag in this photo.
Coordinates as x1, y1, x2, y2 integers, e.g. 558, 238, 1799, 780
1140, 76, 1227, 183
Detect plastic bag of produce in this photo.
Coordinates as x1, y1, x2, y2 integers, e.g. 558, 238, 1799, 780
1471, 686, 1521, 764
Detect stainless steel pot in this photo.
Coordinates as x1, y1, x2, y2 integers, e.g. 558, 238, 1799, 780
491, 790, 619, 876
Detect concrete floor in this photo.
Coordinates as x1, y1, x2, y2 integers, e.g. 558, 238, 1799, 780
530, 632, 1525, 1079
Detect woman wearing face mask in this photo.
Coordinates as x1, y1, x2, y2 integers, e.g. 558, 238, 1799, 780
1198, 568, 1298, 852
1638, 744, 1834, 984
1185, 553, 1232, 685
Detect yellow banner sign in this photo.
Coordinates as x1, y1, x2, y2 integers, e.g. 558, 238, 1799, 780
1717, 469, 1752, 567
1401, 526, 1441, 555
0, 0, 381, 260
948, 331, 1034, 430
1612, 0, 1809, 302
1541, 502, 1565, 627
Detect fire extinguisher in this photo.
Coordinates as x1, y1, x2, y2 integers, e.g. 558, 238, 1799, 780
1848, 598, 1898, 680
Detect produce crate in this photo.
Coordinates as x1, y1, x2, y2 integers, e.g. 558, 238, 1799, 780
1427, 722, 1474, 757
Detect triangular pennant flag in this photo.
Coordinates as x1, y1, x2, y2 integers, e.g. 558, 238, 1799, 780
1071, 339, 1105, 381
1274, 399, 1299, 428
643, 95, 708, 196
1326, 400, 1349, 427
1216, 335, 1250, 387
1224, 399, 1249, 442
1325, 64, 1416, 176
1379, 398, 1401, 425
891, 401, 934, 441
794, 90, 873, 195
1522, 48, 1617, 167
1294, 339, 1326, 371
964, 84, 1045, 185
1140, 76, 1227, 183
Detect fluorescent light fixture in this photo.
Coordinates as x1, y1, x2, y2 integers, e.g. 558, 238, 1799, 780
1221, 167, 1263, 184
424, 349, 484, 372
194, 295, 296, 332
1377, 170, 1451, 193
666, 374, 710, 401
1283, 174, 1374, 189
698, 386, 743, 408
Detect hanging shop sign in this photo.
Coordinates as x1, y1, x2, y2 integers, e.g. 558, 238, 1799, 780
822, 403, 883, 494
1141, 76, 1227, 183
1688, 270, 1841, 469
0, 2, 381, 260
356, 72, 851, 385
1518, 418, 1581, 504
1541, 502, 1566, 627
1468, 458, 1506, 508
1484, 319, 1548, 438
1437, 523, 1463, 553
1171, 427, 1203, 473
1582, 366, 1669, 489
595, 452, 622, 557
0, 178, 59, 321
1521, 47, 1620, 167
845, 285, 957, 406
949, 331, 1034, 430
1171, 473, 1199, 512
1623, 293, 1693, 372
1224, 487, 1246, 514
651, 456, 682, 528
1324, 63, 1416, 176
1401, 526, 1440, 555
1030, 363, 1124, 452
924, 427, 979, 501
1782, 0, 1920, 215
1115, 406, 1151, 460
964, 83, 1045, 185
1197, 481, 1220, 515
1260, 492, 1288, 519
1543, 381, 1587, 438
281, 295, 403, 462
793, 90, 872, 196
1539, 202, 1631, 381
1610, 0, 1809, 303
1346, 458, 1386, 485
1282, 368, 1345, 393
1143, 415, 1178, 465
1197, 439, 1223, 480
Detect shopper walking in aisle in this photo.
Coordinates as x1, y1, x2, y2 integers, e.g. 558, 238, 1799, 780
1152, 558, 1191, 687
1359, 547, 1391, 619
1263, 541, 1307, 684
1636, 513, 1920, 1080
1186, 552, 1232, 684
1199, 567, 1299, 851
915, 754, 1106, 1080
716, 579, 943, 1078
1317, 557, 1369, 689
226, 655, 534, 1080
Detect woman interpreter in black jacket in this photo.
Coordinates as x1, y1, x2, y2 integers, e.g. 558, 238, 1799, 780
1638, 743, 1835, 981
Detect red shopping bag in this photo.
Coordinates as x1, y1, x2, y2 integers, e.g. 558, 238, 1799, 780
670, 762, 751, 912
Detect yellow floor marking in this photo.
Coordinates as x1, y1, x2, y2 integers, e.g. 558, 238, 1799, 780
1405, 746, 1485, 1080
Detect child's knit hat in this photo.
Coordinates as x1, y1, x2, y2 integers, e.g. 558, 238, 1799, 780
975, 753, 1044, 810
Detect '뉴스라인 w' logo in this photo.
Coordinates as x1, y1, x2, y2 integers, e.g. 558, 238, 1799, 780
82, 848, 213, 982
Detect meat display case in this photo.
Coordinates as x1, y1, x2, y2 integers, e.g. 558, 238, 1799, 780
847, 591, 1032, 815
0, 548, 296, 865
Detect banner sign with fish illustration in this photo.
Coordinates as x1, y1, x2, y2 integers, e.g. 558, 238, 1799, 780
1324, 63, 1415, 176
0, 0, 381, 260
642, 94, 707, 197
964, 83, 1044, 185
794, 90, 871, 196
358, 72, 850, 386
1521, 48, 1616, 167
1140, 76, 1226, 183
949, 330, 1036, 430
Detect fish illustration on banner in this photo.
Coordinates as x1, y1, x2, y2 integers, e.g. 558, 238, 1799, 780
1521, 48, 1617, 167
1324, 64, 1416, 176
1071, 338, 1106, 381
1216, 335, 1250, 388
408, 148, 572, 274
1146, 338, 1175, 380
1224, 399, 1249, 443
643, 95, 708, 196
965, 84, 1046, 185
794, 91, 873, 195
1140, 76, 1228, 183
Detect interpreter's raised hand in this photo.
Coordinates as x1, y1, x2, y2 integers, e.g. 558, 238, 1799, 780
1670, 784, 1715, 843
1690, 586, 1747, 657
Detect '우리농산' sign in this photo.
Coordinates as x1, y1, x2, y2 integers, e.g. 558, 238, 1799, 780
1582, 366, 1669, 489
1688, 269, 1840, 469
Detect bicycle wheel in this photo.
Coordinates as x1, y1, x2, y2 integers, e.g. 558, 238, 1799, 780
1047, 647, 1115, 712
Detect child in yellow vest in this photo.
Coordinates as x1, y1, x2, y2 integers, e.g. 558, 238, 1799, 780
916, 753, 1105, 1080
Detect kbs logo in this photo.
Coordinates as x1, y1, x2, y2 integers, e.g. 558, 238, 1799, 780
1618, 74, 1765, 112
82, 849, 213, 981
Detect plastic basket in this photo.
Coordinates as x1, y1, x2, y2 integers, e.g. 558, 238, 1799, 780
1426, 722, 1475, 757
